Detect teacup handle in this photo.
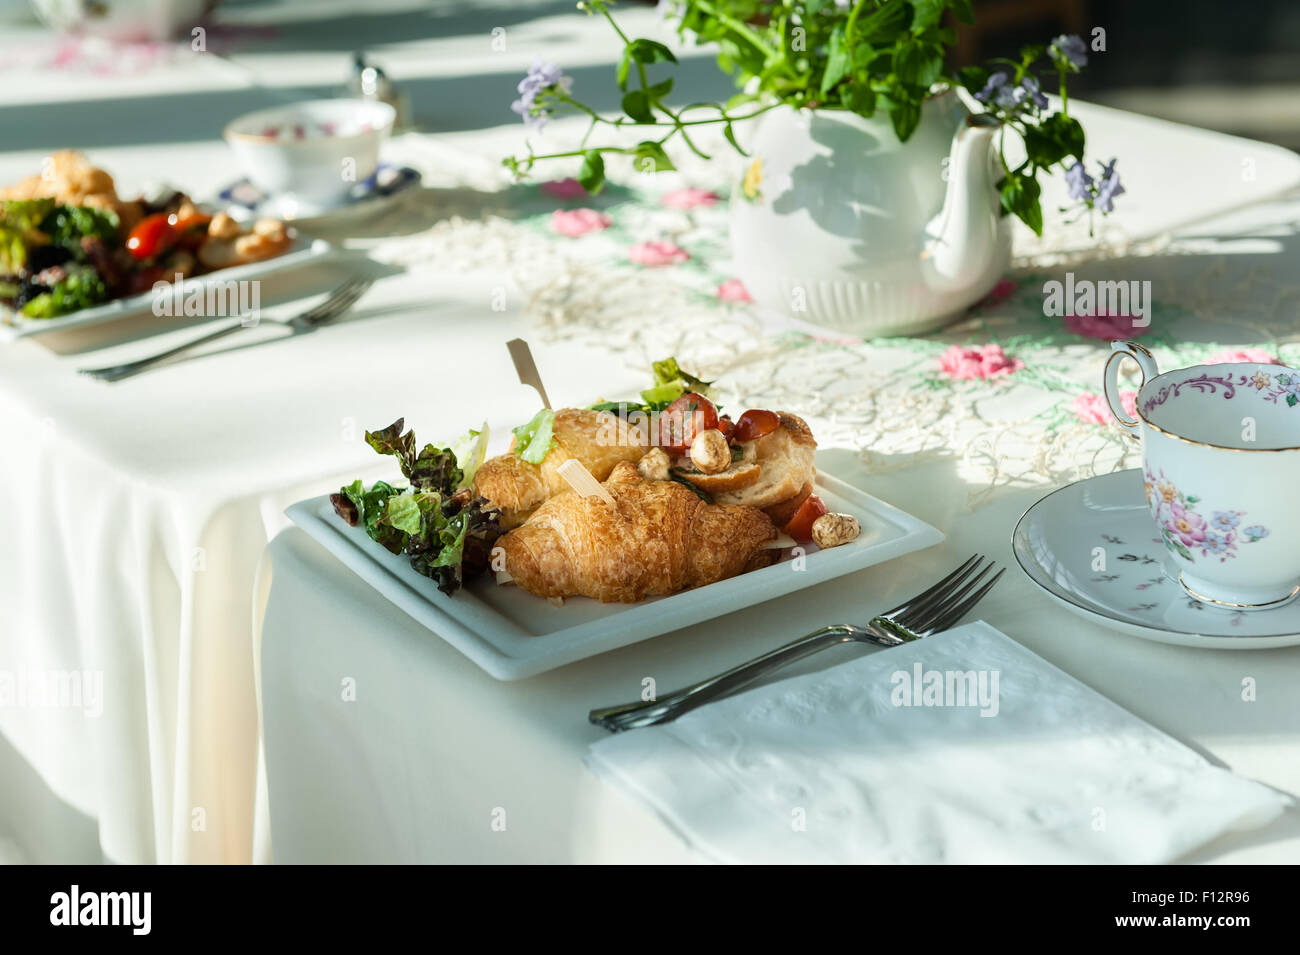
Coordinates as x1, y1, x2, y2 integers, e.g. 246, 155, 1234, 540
1103, 340, 1158, 435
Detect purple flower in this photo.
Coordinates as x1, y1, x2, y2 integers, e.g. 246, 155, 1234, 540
1016, 76, 1048, 110
975, 71, 1009, 104
1065, 161, 1094, 201
1095, 157, 1125, 212
1203, 534, 1229, 555
511, 57, 572, 130
993, 81, 1021, 110
1051, 34, 1088, 69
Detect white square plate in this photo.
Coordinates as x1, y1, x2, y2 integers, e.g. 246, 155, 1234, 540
0, 237, 334, 341
285, 469, 943, 680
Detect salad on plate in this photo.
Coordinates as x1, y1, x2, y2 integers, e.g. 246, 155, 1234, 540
0, 150, 294, 322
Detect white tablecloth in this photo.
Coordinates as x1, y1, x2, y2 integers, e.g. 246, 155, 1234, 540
4, 0, 1300, 864
261, 460, 1300, 863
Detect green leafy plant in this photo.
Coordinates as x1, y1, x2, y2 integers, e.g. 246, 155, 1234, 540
504, 1, 1118, 234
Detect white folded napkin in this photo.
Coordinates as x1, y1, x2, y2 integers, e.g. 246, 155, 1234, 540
587, 621, 1292, 864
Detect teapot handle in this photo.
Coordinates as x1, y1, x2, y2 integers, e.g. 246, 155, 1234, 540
1103, 340, 1158, 436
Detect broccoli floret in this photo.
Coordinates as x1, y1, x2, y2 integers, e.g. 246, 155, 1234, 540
40, 205, 119, 247
19, 264, 108, 319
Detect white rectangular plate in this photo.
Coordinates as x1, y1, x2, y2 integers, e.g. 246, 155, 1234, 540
285, 470, 944, 680
0, 237, 334, 341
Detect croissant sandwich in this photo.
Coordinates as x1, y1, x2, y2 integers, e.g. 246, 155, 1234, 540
499, 462, 777, 602
474, 408, 648, 529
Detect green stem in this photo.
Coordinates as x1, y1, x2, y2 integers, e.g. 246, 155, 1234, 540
596, 1, 631, 45
689, 0, 777, 58
844, 0, 870, 47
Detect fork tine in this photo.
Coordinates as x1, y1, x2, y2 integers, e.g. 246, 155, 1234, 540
880, 554, 982, 617
295, 277, 366, 322
887, 556, 987, 629
900, 561, 994, 634
323, 278, 374, 318
298, 278, 367, 323
919, 568, 1005, 635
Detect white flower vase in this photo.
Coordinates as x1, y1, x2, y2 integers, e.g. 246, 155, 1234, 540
730, 90, 1013, 337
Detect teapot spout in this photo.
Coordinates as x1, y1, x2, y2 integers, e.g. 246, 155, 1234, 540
921, 113, 1002, 293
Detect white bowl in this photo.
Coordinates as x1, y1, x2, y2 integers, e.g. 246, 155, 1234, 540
223, 99, 395, 215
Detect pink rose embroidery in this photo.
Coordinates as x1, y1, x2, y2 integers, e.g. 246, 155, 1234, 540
541, 178, 588, 199
716, 278, 752, 303
661, 187, 720, 210
1072, 390, 1137, 425
629, 240, 689, 266
550, 208, 612, 237
1063, 312, 1151, 341
937, 344, 1024, 381
1206, 348, 1283, 365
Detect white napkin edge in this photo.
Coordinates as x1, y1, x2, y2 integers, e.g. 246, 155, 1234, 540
585, 621, 1295, 864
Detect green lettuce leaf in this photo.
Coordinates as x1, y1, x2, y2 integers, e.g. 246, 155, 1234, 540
365, 419, 415, 462
408, 444, 461, 494
0, 198, 56, 274
0, 198, 55, 232
408, 500, 503, 596
652, 356, 715, 396
339, 479, 407, 554
640, 356, 716, 410
379, 490, 439, 536
512, 408, 556, 464
339, 421, 505, 595
448, 423, 490, 489
363, 418, 462, 494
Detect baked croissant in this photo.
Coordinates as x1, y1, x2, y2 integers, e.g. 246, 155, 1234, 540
474, 408, 648, 529
500, 462, 777, 602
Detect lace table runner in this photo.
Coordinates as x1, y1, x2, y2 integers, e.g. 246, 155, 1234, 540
365, 128, 1300, 510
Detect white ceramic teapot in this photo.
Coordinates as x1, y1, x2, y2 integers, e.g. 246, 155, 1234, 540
730, 89, 1010, 337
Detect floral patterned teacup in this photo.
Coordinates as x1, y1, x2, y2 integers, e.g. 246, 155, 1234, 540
1105, 340, 1300, 609
224, 99, 395, 213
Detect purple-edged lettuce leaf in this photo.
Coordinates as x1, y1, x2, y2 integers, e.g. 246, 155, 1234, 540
334, 420, 502, 595
364, 418, 463, 494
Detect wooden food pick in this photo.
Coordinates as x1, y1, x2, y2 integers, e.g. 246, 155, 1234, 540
506, 338, 552, 410
557, 459, 617, 508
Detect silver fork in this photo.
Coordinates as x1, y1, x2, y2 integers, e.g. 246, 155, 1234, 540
589, 555, 1004, 733
79, 277, 373, 382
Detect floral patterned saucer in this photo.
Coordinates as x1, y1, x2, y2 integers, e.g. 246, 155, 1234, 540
1012, 469, 1300, 648
216, 163, 421, 227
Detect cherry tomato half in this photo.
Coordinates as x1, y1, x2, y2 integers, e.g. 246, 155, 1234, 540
659, 392, 719, 456
783, 494, 828, 544
731, 408, 781, 442
168, 212, 213, 232
126, 213, 177, 261
169, 212, 213, 251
